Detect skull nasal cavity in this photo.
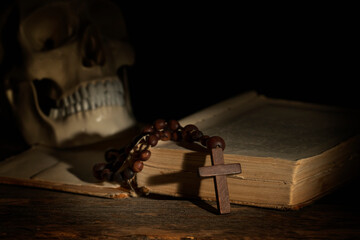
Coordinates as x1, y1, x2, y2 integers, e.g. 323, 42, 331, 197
81, 26, 106, 67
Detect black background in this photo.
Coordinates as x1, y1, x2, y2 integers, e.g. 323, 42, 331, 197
119, 3, 358, 122
0, 2, 358, 154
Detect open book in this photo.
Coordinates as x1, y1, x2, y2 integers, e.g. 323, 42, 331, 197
1, 92, 359, 209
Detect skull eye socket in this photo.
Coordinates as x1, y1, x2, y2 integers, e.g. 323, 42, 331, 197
21, 4, 77, 51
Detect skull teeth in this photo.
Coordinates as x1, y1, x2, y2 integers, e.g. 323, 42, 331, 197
48, 78, 125, 120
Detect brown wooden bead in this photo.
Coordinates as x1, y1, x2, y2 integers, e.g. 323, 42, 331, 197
132, 160, 144, 173
183, 124, 198, 133
171, 131, 179, 141
104, 149, 120, 162
142, 124, 154, 134
200, 135, 210, 146
190, 130, 203, 141
123, 168, 134, 179
181, 132, 190, 142
93, 162, 107, 180
206, 136, 226, 150
140, 150, 151, 161
154, 131, 161, 139
160, 130, 172, 141
101, 168, 112, 181
147, 134, 159, 147
182, 124, 199, 142
168, 119, 180, 131
154, 119, 166, 131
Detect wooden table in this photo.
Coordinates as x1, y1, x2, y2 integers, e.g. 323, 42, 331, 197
1, 177, 359, 240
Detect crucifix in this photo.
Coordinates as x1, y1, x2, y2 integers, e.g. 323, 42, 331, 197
198, 147, 242, 214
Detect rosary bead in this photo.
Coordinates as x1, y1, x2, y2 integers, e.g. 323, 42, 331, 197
206, 136, 226, 150
101, 168, 113, 181
168, 119, 180, 131
200, 135, 210, 146
147, 134, 159, 147
132, 160, 144, 173
190, 130, 203, 141
104, 149, 120, 162
93, 162, 106, 172
154, 119, 166, 131
182, 124, 199, 141
183, 124, 198, 133
154, 131, 161, 139
93, 162, 107, 180
161, 130, 172, 141
140, 150, 151, 161
123, 168, 135, 180
171, 131, 179, 141
142, 124, 154, 134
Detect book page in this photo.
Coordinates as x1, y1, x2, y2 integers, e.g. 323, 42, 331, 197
0, 147, 58, 179
0, 145, 121, 188
157, 95, 360, 161
205, 103, 360, 160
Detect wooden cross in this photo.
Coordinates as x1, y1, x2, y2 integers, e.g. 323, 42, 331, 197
198, 147, 242, 214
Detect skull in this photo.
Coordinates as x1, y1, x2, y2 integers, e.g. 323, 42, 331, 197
1, 0, 136, 147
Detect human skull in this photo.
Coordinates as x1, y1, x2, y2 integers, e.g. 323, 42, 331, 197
1, 0, 136, 147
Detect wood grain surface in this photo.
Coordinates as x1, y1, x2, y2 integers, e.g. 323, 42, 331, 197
1, 177, 360, 240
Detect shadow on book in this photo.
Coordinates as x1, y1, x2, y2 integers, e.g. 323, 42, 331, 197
146, 151, 219, 214
146, 151, 206, 193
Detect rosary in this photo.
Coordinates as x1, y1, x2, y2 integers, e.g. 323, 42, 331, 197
93, 119, 241, 214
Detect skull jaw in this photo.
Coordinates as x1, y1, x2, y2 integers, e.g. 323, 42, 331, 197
48, 106, 135, 148
7, 80, 135, 148
20, 105, 135, 148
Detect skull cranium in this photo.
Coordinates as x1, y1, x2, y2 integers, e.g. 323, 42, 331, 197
1, 0, 136, 147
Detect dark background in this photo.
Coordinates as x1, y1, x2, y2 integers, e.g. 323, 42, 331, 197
0, 2, 358, 156
119, 3, 358, 122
